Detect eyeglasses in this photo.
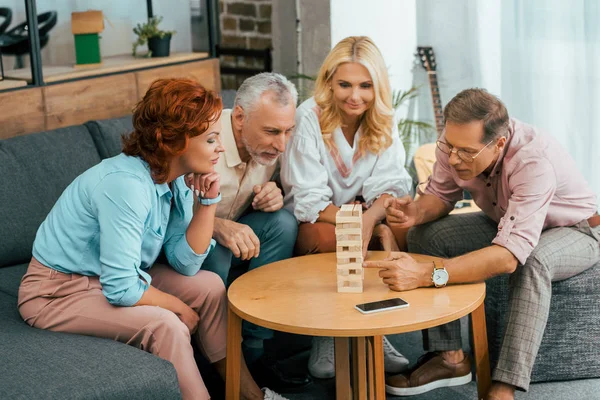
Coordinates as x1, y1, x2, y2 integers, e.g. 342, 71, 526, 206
436, 139, 495, 163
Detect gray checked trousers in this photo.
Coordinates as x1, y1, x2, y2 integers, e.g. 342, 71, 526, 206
407, 212, 600, 391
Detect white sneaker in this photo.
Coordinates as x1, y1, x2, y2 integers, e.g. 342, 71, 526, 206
383, 336, 409, 373
262, 387, 289, 400
308, 337, 335, 379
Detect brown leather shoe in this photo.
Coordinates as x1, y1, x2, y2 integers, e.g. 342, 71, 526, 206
385, 352, 472, 396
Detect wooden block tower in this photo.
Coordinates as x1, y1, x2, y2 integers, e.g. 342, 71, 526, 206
335, 204, 363, 293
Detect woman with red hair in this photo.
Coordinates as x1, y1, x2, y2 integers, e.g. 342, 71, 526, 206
17, 79, 287, 400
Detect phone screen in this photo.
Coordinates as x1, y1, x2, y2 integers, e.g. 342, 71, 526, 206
355, 297, 409, 313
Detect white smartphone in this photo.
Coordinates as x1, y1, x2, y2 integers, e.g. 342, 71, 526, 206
355, 297, 410, 314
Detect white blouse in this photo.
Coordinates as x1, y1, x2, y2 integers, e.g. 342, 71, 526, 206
282, 97, 412, 223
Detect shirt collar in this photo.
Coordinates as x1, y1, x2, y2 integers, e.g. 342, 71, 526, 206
136, 156, 172, 198
486, 119, 514, 178
220, 109, 244, 168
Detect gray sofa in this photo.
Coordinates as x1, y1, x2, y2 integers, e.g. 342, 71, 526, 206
0, 116, 181, 399
1, 114, 598, 399
485, 266, 600, 382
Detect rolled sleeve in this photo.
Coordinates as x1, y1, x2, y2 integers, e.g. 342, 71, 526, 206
421, 146, 463, 210
491, 158, 556, 264
93, 173, 151, 306
282, 134, 333, 223
168, 235, 216, 276
362, 131, 412, 205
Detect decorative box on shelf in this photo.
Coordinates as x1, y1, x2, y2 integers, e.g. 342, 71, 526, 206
71, 10, 104, 67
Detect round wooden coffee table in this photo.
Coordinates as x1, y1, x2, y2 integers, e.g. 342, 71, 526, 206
226, 252, 490, 400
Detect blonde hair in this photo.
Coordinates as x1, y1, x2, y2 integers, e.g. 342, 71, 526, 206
314, 36, 394, 155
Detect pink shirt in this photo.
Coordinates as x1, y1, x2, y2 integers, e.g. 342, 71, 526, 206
422, 118, 598, 264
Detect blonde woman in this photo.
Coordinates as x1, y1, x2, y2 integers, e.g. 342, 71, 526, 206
281, 36, 412, 379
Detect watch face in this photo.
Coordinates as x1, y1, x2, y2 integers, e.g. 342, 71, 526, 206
433, 269, 449, 285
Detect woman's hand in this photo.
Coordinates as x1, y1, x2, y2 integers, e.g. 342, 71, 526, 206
372, 224, 400, 252
361, 213, 377, 258
175, 303, 200, 334
185, 172, 221, 200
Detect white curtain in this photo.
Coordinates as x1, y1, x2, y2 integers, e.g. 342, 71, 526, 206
416, 0, 600, 207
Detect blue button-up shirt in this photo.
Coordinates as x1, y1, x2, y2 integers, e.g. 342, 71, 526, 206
33, 153, 215, 306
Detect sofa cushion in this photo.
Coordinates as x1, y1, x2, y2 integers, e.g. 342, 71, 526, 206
0, 126, 102, 268
0, 263, 27, 297
0, 291, 181, 399
485, 261, 600, 382
85, 115, 133, 159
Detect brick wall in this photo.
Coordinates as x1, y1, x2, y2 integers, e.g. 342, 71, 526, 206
219, 0, 273, 89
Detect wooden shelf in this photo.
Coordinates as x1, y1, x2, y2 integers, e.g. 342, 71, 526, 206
4, 52, 210, 84
0, 79, 28, 91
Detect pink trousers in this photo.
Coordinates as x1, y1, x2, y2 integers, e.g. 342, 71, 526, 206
18, 258, 228, 400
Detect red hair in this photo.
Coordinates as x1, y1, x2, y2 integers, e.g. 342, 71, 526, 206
122, 78, 223, 183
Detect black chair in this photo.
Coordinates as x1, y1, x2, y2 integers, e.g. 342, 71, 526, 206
216, 44, 272, 77
0, 7, 12, 34
0, 11, 57, 68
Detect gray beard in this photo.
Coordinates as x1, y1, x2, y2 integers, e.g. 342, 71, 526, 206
241, 136, 280, 166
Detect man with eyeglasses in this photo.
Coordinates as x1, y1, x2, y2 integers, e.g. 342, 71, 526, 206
364, 88, 599, 399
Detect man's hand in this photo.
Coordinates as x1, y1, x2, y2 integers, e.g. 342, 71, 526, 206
175, 303, 200, 334
252, 182, 284, 212
363, 252, 431, 291
384, 196, 419, 228
213, 219, 260, 260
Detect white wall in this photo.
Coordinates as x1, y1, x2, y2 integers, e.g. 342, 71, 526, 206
1, 0, 192, 70
330, 0, 417, 95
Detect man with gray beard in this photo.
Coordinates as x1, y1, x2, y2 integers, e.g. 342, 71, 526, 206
201, 73, 310, 390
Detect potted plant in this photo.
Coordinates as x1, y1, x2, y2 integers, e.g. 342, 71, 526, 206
132, 16, 176, 58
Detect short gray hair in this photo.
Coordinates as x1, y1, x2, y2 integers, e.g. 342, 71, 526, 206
234, 72, 298, 115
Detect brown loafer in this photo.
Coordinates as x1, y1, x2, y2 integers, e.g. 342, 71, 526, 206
385, 352, 472, 396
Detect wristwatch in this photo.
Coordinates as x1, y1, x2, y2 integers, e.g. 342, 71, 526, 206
198, 192, 222, 206
432, 260, 449, 288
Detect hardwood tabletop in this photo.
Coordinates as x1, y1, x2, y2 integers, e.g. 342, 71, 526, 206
228, 251, 485, 337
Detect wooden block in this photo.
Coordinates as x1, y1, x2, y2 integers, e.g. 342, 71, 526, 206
352, 204, 362, 216
337, 251, 362, 259
340, 204, 355, 215
337, 280, 363, 293
72, 10, 104, 35
335, 227, 362, 236
337, 263, 363, 271
339, 223, 361, 230
336, 240, 362, 247
337, 245, 361, 253
335, 233, 362, 242
337, 273, 362, 281
336, 216, 361, 224
337, 234, 362, 242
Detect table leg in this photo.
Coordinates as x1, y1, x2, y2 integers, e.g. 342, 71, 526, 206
366, 336, 375, 399
367, 335, 386, 400
334, 337, 351, 400
471, 301, 491, 399
225, 306, 242, 400
351, 337, 367, 400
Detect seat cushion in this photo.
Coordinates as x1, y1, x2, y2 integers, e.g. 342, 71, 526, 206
0, 291, 181, 399
0, 126, 102, 268
85, 115, 133, 159
0, 263, 27, 297
485, 262, 600, 382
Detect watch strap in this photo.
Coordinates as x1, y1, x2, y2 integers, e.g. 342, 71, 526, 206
198, 192, 222, 206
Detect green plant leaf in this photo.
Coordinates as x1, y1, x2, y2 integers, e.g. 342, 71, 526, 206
132, 16, 176, 57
